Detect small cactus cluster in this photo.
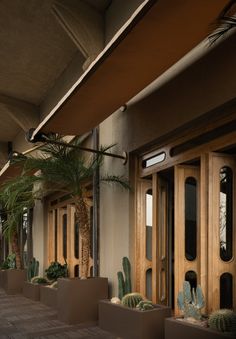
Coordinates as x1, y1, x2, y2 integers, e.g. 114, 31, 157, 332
27, 257, 39, 281
121, 293, 143, 308
177, 281, 205, 320
208, 309, 236, 334
117, 257, 132, 300
136, 300, 154, 311
31, 276, 48, 284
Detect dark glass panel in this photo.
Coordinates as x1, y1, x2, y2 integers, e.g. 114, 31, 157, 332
220, 273, 233, 309
146, 268, 152, 300
220, 167, 233, 261
54, 209, 58, 261
74, 265, 79, 277
90, 206, 93, 259
74, 212, 79, 259
146, 189, 152, 261
185, 270, 197, 290
62, 213, 67, 259
185, 177, 197, 261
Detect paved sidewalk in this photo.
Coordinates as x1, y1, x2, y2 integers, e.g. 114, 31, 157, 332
0, 288, 116, 338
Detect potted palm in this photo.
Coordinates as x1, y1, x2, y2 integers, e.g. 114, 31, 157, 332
0, 175, 38, 294
23, 135, 130, 324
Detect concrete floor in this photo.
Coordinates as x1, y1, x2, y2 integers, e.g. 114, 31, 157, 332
0, 288, 116, 338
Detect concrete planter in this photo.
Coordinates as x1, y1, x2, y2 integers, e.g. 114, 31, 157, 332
0, 270, 5, 287
2, 269, 27, 294
165, 318, 234, 339
40, 285, 58, 309
23, 281, 48, 301
57, 277, 108, 324
99, 300, 171, 339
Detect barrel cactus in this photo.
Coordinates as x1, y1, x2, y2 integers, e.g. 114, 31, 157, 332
177, 281, 205, 320
31, 276, 48, 284
121, 293, 143, 308
208, 309, 236, 334
136, 300, 154, 311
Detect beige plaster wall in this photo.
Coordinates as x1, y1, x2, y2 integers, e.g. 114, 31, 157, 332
99, 32, 236, 297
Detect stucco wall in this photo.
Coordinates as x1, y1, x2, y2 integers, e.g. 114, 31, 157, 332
99, 32, 236, 297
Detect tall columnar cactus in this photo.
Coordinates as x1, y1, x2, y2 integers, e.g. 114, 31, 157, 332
208, 309, 236, 334
27, 257, 39, 282
177, 281, 205, 320
117, 257, 132, 300
121, 293, 143, 308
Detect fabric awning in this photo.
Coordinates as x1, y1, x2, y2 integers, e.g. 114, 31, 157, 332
32, 0, 228, 138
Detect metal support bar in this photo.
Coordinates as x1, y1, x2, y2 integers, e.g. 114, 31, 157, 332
92, 127, 99, 277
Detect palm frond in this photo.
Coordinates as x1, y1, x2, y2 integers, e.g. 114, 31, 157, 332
100, 175, 131, 191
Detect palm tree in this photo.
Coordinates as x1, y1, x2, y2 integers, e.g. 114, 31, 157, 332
209, 0, 236, 44
0, 175, 39, 269
23, 135, 129, 279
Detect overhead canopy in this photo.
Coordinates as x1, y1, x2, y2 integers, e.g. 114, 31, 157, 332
0, 161, 24, 185
30, 0, 228, 138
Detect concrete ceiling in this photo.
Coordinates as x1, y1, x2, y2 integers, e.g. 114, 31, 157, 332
0, 0, 110, 150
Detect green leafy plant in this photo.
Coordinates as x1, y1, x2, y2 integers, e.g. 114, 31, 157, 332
0, 253, 16, 269
177, 281, 205, 320
208, 309, 236, 334
23, 135, 130, 279
0, 175, 39, 269
117, 257, 132, 300
45, 261, 68, 281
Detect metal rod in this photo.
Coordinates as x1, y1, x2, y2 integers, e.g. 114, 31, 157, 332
92, 127, 99, 277
44, 139, 126, 161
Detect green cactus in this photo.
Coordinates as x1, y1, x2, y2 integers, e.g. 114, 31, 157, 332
123, 257, 132, 295
27, 257, 39, 281
31, 276, 48, 284
117, 271, 125, 300
121, 293, 143, 308
136, 300, 154, 311
177, 281, 205, 320
208, 309, 236, 334
117, 257, 132, 300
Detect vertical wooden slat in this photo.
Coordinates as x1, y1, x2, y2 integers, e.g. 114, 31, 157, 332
175, 165, 200, 314
208, 153, 236, 312
47, 210, 54, 265
152, 173, 158, 303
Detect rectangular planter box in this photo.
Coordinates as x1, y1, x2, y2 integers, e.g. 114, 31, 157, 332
99, 300, 171, 339
0, 270, 5, 287
58, 277, 108, 324
40, 285, 58, 309
23, 281, 42, 301
165, 318, 234, 339
2, 269, 27, 294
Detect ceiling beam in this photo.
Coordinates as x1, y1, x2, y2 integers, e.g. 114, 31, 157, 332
52, 0, 104, 70
0, 94, 39, 132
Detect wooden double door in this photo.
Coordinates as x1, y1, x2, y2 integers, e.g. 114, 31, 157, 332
136, 153, 236, 312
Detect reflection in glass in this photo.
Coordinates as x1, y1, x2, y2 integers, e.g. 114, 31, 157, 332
74, 212, 79, 259
185, 270, 197, 290
63, 213, 67, 259
185, 177, 197, 261
146, 189, 152, 261
90, 206, 93, 258
220, 167, 233, 261
146, 268, 152, 300
220, 273, 233, 309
